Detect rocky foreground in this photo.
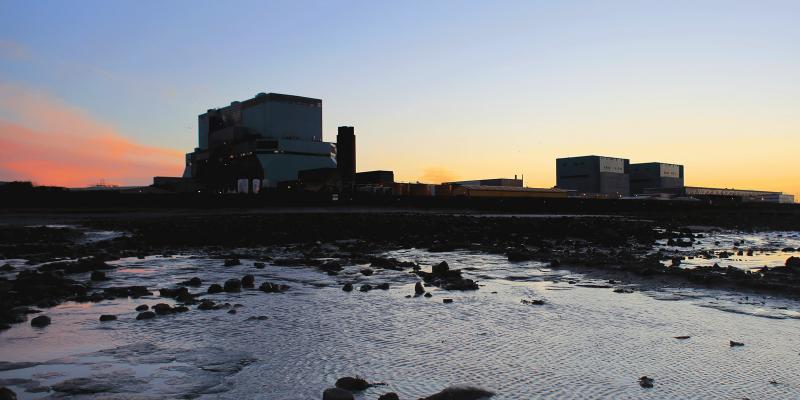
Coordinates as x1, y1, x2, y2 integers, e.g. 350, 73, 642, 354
1, 212, 799, 398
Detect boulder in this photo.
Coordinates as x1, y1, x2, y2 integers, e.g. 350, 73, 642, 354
432, 261, 450, 275
241, 275, 255, 288
30, 315, 51, 327
179, 277, 202, 286
638, 376, 654, 388
0, 387, 16, 400
335, 376, 370, 391
99, 315, 117, 322
197, 299, 217, 310
360, 268, 374, 276
223, 279, 242, 293
786, 256, 800, 269
0, 264, 14, 272
259, 281, 289, 293
136, 311, 155, 320
422, 385, 494, 400
378, 393, 400, 400
360, 284, 373, 292
376, 282, 390, 290
322, 388, 354, 400
224, 258, 241, 267
135, 304, 149, 311
414, 282, 425, 296
254, 262, 266, 269
342, 283, 353, 292
207, 284, 223, 294
152, 303, 172, 315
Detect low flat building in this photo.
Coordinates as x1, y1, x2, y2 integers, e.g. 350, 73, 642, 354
356, 170, 394, 186
556, 155, 630, 197
630, 162, 684, 194
452, 185, 568, 199
648, 186, 795, 203
445, 177, 523, 187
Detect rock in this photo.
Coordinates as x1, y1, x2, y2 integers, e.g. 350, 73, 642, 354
159, 287, 190, 298
246, 315, 269, 321
335, 376, 370, 391
376, 282, 390, 290
443, 298, 453, 304
90, 270, 107, 281
135, 304, 149, 311
224, 279, 242, 292
30, 315, 51, 327
198, 299, 217, 310
432, 261, 450, 275
38, 257, 113, 274
173, 306, 189, 312
228, 309, 237, 314
0, 264, 14, 272
254, 262, 266, 269
378, 393, 400, 400
259, 281, 289, 293
359, 284, 373, 292
0, 387, 16, 400
136, 311, 155, 320
422, 385, 495, 400
424, 292, 432, 298
207, 284, 223, 294
360, 268, 374, 276
673, 336, 691, 340
613, 288, 634, 294
507, 249, 536, 262
99, 314, 117, 321
180, 277, 202, 286
442, 278, 479, 291
224, 258, 241, 267
730, 340, 745, 347
786, 256, 800, 268
414, 282, 425, 296
342, 283, 354, 292
152, 303, 172, 315
322, 387, 354, 400
521, 299, 545, 305
241, 275, 255, 288
638, 376, 654, 388
103, 285, 152, 298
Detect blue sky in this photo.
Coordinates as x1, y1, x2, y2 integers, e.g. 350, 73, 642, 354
1, 0, 798, 193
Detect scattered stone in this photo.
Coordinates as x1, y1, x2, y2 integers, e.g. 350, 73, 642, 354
443, 298, 454, 304
30, 315, 51, 327
376, 282, 390, 290
254, 262, 266, 269
613, 288, 634, 294
223, 279, 242, 293
421, 385, 495, 400
674, 336, 691, 340
90, 270, 107, 281
259, 281, 289, 293
638, 376, 654, 388
730, 340, 745, 347
159, 287, 190, 299
207, 284, 223, 294
322, 387, 354, 400
135, 304, 149, 311
360, 284, 373, 292
228, 309, 237, 314
335, 376, 370, 391
102, 285, 152, 298
342, 283, 354, 292
241, 275, 255, 288
360, 268, 374, 276
136, 311, 155, 320
224, 258, 241, 267
245, 315, 269, 321
179, 277, 202, 286
197, 299, 217, 310
414, 282, 425, 296
424, 292, 432, 298
173, 306, 189, 312
0, 387, 16, 400
378, 393, 400, 400
99, 315, 117, 322
521, 299, 545, 305
152, 303, 172, 315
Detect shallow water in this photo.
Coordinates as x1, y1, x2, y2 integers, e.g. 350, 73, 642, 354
2, 244, 800, 399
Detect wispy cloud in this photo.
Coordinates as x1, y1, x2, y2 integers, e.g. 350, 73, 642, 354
418, 166, 458, 184
0, 83, 183, 187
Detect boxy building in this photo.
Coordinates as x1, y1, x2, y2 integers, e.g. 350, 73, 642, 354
556, 155, 631, 197
629, 162, 684, 195
184, 92, 339, 192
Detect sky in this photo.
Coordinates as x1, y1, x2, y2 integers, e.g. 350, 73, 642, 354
0, 0, 798, 196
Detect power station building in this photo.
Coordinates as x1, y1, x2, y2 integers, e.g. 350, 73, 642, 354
556, 155, 631, 197
183, 92, 351, 192
629, 162, 685, 194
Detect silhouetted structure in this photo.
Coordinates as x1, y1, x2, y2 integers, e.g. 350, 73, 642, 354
336, 126, 356, 191
355, 170, 394, 186
445, 178, 523, 187
630, 162, 684, 194
650, 186, 794, 203
185, 92, 336, 192
556, 155, 630, 197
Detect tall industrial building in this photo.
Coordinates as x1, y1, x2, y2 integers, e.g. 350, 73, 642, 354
336, 126, 356, 190
183, 92, 337, 191
630, 162, 684, 194
556, 155, 631, 197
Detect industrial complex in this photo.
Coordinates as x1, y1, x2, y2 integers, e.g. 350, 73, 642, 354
144, 92, 795, 204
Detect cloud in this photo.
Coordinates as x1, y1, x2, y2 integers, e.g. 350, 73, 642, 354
419, 166, 458, 184
0, 39, 29, 61
0, 83, 183, 187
